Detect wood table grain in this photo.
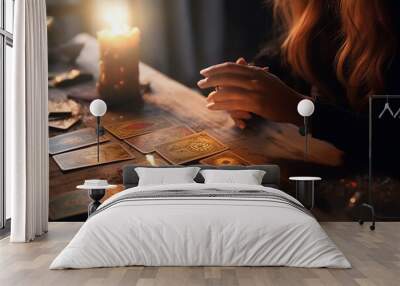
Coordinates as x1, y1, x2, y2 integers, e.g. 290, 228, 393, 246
49, 63, 343, 220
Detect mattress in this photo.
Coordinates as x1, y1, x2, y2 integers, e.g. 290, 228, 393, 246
50, 183, 351, 269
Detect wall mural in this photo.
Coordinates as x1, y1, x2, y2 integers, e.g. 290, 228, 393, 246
46, 1, 399, 222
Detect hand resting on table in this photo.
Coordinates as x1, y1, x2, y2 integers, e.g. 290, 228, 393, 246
198, 58, 304, 129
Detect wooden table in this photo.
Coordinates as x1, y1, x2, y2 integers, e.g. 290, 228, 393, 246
49, 63, 343, 220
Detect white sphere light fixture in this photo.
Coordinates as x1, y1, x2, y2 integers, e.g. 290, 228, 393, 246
90, 99, 107, 117
297, 99, 315, 117
297, 99, 315, 163
90, 99, 108, 163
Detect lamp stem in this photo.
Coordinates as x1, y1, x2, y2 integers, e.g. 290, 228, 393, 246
97, 116, 100, 163
304, 116, 308, 162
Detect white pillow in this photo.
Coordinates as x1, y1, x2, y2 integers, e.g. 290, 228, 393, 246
135, 167, 201, 186
200, 169, 266, 185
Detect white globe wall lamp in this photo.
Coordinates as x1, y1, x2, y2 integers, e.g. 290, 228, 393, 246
297, 99, 315, 162
90, 99, 107, 162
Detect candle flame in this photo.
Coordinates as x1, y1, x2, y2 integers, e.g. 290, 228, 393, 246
100, 3, 130, 34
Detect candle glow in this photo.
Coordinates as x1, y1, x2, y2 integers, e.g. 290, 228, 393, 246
100, 4, 130, 35
97, 2, 141, 107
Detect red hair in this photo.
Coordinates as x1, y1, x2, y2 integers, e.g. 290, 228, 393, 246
273, 0, 398, 107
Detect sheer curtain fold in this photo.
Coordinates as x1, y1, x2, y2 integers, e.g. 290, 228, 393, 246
7, 0, 49, 242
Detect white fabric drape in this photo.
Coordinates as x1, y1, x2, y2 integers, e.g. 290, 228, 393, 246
7, 0, 49, 242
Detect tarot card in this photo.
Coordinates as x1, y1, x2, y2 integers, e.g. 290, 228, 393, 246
48, 98, 80, 115
49, 69, 93, 88
154, 131, 228, 165
104, 117, 171, 139
48, 116, 81, 130
48, 99, 81, 130
49, 99, 72, 115
124, 125, 195, 153
200, 150, 251, 166
49, 127, 110, 155
53, 142, 134, 171
49, 113, 72, 121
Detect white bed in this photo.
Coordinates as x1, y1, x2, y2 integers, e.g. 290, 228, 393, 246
50, 183, 350, 269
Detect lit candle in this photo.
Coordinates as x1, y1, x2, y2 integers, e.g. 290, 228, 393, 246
97, 5, 141, 107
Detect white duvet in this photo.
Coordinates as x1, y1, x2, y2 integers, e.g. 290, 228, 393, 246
50, 183, 351, 269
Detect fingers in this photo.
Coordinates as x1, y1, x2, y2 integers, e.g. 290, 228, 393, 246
229, 110, 251, 130
206, 87, 262, 114
205, 65, 251, 130
200, 61, 267, 78
207, 100, 255, 112
236, 57, 247, 65
207, 87, 258, 103
198, 74, 259, 91
228, 110, 252, 120
236, 58, 268, 72
199, 58, 270, 91
232, 118, 247, 129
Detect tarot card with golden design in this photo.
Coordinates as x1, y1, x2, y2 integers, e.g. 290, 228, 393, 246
53, 142, 134, 171
200, 150, 251, 166
104, 117, 171, 139
154, 131, 228, 165
124, 125, 195, 153
49, 127, 110, 155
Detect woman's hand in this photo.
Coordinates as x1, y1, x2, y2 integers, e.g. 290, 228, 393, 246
198, 58, 304, 128
224, 58, 256, 129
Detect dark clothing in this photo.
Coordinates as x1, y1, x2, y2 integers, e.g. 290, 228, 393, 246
254, 41, 400, 170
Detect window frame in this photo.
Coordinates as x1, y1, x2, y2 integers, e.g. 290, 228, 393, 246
0, 0, 14, 231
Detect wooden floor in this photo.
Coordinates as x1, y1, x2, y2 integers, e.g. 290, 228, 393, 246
0, 222, 398, 286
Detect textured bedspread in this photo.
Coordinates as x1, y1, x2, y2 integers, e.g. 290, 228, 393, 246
50, 183, 351, 269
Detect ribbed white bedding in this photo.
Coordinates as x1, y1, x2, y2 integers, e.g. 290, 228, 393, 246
50, 183, 350, 269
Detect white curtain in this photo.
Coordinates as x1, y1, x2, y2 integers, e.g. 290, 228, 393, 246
6, 0, 49, 242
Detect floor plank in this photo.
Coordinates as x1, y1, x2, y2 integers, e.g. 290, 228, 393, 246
0, 222, 398, 286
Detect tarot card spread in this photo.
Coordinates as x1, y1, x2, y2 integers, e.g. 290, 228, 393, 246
200, 150, 251, 166
53, 142, 134, 171
104, 117, 172, 139
49, 128, 111, 155
124, 125, 195, 153
154, 131, 228, 165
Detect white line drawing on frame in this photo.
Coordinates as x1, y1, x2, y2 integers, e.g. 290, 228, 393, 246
378, 95, 395, 119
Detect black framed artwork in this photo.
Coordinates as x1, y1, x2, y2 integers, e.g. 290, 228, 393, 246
369, 95, 400, 218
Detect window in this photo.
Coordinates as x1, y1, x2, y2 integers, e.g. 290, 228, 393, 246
1, 0, 14, 230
